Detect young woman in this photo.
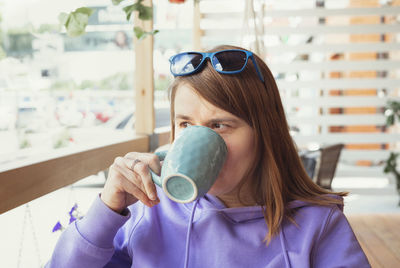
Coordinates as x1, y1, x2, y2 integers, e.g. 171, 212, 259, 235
46, 45, 370, 267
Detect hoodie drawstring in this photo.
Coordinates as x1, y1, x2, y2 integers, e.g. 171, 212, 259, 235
279, 227, 291, 268
184, 199, 199, 268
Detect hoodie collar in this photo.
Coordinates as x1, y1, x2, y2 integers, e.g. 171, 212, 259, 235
183, 194, 343, 223
182, 194, 264, 223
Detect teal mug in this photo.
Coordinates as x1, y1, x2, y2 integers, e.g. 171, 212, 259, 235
151, 125, 227, 203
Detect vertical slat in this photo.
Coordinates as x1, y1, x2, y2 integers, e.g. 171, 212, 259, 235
193, 0, 202, 50
134, 0, 155, 135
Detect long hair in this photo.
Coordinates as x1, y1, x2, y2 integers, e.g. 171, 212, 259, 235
168, 45, 347, 244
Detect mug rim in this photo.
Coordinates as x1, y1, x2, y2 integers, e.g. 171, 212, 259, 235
162, 173, 198, 203
177, 125, 227, 151
179, 124, 223, 137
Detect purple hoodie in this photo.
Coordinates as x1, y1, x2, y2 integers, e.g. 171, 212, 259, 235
46, 186, 370, 267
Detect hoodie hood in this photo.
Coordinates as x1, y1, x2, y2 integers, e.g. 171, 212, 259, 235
180, 193, 344, 268
180, 193, 342, 268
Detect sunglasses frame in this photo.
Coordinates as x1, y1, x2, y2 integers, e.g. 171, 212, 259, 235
169, 49, 265, 83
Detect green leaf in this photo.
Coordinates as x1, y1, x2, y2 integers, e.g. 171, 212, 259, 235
112, 0, 126, 5
123, 4, 138, 21
75, 7, 94, 17
385, 100, 400, 126
137, 4, 153, 20
123, 1, 152, 22
383, 166, 390, 173
386, 114, 395, 126
384, 100, 400, 126
134, 26, 159, 40
393, 101, 400, 111
58, 12, 69, 26
60, 7, 94, 37
67, 13, 88, 37
134, 26, 145, 39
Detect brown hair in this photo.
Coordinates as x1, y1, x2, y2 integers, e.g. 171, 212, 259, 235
168, 45, 347, 243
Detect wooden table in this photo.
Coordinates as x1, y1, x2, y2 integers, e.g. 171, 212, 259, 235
348, 214, 400, 268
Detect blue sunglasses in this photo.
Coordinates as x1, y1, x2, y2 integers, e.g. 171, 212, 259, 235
169, 49, 265, 83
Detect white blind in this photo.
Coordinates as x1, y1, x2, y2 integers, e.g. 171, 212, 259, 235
197, 0, 400, 178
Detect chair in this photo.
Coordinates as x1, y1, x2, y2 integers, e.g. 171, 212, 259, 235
300, 143, 344, 190
300, 151, 319, 181
314, 143, 344, 190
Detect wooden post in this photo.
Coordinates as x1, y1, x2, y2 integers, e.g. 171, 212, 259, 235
134, 0, 155, 135
193, 0, 202, 50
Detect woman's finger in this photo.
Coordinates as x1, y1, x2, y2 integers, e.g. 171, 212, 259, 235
116, 157, 158, 203
123, 153, 161, 200
118, 174, 153, 207
113, 158, 145, 190
125, 152, 162, 176
132, 160, 158, 202
112, 165, 154, 207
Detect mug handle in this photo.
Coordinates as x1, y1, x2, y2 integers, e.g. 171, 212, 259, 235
150, 150, 168, 187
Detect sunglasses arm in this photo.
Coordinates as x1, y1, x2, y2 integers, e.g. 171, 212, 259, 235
250, 56, 265, 83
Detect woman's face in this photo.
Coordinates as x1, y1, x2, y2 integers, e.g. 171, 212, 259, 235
173, 84, 256, 200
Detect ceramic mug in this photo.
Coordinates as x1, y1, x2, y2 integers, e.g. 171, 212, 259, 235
151, 125, 227, 203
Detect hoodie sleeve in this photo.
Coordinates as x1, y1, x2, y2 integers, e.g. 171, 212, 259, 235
312, 206, 371, 268
45, 195, 141, 268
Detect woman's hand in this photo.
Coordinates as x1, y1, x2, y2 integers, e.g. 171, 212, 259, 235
101, 152, 161, 214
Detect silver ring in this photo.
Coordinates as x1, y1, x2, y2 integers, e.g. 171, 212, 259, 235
131, 159, 141, 171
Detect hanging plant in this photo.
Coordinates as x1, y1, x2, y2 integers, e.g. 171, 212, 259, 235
121, 0, 153, 21
383, 100, 400, 206
384, 100, 400, 127
59, 0, 158, 40
383, 152, 400, 206
134, 26, 159, 41
58, 7, 94, 37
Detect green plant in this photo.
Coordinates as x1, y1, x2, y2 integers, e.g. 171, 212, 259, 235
385, 100, 400, 126
116, 0, 159, 40
383, 100, 400, 206
59, 0, 158, 40
383, 152, 400, 206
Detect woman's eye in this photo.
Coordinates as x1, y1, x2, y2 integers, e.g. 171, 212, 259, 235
179, 122, 191, 128
212, 123, 226, 129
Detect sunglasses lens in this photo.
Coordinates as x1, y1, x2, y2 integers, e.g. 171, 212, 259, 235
212, 51, 247, 72
171, 53, 203, 75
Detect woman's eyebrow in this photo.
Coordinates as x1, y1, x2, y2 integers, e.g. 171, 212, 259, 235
175, 114, 192, 120
175, 114, 239, 124
207, 118, 239, 124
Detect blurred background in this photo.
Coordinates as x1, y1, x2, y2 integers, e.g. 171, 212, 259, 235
0, 0, 399, 267
0, 0, 185, 165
